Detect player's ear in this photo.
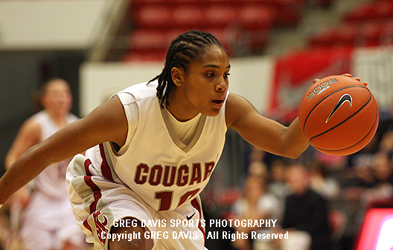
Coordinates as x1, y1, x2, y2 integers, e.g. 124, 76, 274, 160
171, 67, 183, 87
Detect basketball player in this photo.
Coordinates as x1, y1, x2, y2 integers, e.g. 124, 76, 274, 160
4, 79, 86, 250
0, 30, 360, 250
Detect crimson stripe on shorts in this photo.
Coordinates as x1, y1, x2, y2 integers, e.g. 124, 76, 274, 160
84, 175, 102, 213
191, 198, 206, 242
83, 158, 102, 213
82, 158, 102, 233
99, 144, 114, 181
83, 219, 92, 233
84, 158, 92, 175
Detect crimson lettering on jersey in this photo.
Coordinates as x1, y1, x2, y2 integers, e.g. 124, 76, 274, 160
134, 162, 215, 186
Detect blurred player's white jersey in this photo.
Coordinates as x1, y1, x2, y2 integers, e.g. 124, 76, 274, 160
85, 81, 228, 211
33, 110, 79, 197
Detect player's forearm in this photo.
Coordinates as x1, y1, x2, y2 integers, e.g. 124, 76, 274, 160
282, 117, 309, 158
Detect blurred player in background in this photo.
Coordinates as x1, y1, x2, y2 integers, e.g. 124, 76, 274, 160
0, 30, 361, 250
4, 78, 86, 250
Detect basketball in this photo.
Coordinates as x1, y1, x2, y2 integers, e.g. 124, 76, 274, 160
298, 75, 379, 156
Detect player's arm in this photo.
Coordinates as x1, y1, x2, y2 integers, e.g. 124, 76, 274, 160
5, 118, 41, 170
0, 96, 128, 205
226, 93, 309, 158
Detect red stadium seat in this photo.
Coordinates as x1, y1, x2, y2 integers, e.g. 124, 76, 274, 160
308, 27, 340, 48
360, 22, 384, 46
172, 5, 205, 30
344, 3, 376, 23
132, 0, 168, 6
128, 30, 169, 53
123, 51, 166, 62
205, 5, 238, 29
381, 20, 393, 45
238, 5, 275, 30
134, 5, 173, 29
374, 0, 393, 20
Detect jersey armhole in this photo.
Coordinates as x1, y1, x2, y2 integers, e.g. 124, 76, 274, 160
111, 92, 139, 156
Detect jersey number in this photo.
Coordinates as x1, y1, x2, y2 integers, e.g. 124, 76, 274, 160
155, 189, 200, 211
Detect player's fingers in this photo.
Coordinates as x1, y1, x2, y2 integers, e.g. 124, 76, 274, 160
313, 78, 320, 83
349, 76, 367, 86
353, 77, 361, 81
341, 73, 366, 86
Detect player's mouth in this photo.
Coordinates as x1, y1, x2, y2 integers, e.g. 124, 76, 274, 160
212, 99, 224, 107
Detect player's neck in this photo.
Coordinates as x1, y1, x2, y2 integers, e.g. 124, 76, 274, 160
166, 91, 200, 122
46, 110, 68, 128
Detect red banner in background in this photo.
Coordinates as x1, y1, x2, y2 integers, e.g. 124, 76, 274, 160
268, 47, 353, 123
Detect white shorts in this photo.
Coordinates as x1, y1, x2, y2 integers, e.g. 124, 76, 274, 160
66, 154, 207, 250
20, 190, 85, 250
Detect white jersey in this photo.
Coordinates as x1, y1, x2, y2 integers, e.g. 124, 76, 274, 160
85, 82, 228, 211
33, 110, 78, 198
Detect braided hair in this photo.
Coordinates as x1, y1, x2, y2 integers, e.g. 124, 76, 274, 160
148, 30, 226, 108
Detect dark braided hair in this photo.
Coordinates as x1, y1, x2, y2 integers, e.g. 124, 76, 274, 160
148, 30, 226, 108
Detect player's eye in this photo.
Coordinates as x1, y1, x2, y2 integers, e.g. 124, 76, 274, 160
206, 72, 214, 78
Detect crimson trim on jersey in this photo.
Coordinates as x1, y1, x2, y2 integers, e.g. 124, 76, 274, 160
99, 144, 114, 181
191, 198, 205, 243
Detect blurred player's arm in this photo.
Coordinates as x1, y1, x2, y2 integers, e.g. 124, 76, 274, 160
5, 118, 41, 170
4, 117, 41, 207
0, 96, 128, 205
226, 93, 309, 159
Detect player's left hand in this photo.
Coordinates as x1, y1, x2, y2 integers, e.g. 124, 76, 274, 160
313, 73, 367, 87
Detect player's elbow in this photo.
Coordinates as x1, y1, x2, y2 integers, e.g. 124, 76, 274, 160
283, 145, 309, 159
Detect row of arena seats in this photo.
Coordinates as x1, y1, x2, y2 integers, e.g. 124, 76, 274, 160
131, 0, 306, 27
125, 0, 393, 62
309, 21, 393, 48
123, 0, 310, 61
343, 0, 393, 23
309, 0, 393, 49
125, 4, 276, 61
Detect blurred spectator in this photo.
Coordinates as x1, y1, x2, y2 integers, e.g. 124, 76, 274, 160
361, 151, 393, 205
309, 161, 340, 200
278, 162, 332, 250
342, 152, 378, 202
248, 146, 266, 163
379, 129, 393, 154
248, 161, 269, 180
373, 152, 393, 185
268, 159, 291, 212
231, 175, 281, 250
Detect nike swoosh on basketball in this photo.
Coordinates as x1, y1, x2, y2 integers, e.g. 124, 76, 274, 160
186, 212, 196, 220
325, 94, 353, 123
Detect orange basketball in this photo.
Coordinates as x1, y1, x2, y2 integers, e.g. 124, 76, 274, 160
298, 75, 379, 156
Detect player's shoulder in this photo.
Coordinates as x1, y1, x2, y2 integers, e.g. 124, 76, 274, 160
20, 113, 42, 135
225, 93, 258, 128
120, 81, 157, 100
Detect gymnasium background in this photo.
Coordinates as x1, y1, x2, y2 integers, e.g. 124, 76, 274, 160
0, 0, 393, 249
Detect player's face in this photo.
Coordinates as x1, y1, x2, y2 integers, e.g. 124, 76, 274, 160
170, 45, 230, 120
41, 79, 72, 117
